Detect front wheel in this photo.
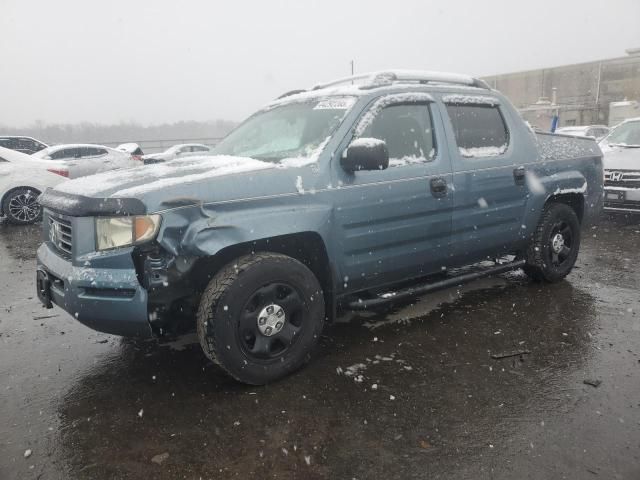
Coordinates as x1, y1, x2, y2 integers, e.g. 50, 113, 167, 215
524, 202, 581, 282
2, 188, 42, 225
197, 253, 325, 385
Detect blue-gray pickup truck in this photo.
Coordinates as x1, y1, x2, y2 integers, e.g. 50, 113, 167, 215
36, 70, 603, 384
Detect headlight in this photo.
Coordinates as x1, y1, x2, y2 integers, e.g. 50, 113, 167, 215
96, 215, 162, 251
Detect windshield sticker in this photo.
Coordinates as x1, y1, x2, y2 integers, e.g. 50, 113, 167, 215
313, 98, 356, 110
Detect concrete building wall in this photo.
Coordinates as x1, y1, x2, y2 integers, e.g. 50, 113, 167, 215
482, 54, 640, 128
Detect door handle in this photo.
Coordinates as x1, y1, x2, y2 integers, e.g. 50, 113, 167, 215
513, 166, 526, 186
430, 177, 448, 198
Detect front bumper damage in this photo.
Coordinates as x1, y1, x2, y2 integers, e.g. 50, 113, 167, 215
36, 241, 152, 337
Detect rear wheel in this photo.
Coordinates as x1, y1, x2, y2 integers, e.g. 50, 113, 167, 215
197, 253, 325, 385
524, 202, 581, 282
2, 188, 42, 225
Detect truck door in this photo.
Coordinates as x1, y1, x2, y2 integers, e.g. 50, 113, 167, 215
332, 95, 453, 293
441, 95, 528, 263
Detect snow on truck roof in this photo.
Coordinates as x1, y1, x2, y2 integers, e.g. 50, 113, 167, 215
271, 70, 490, 106
314, 70, 489, 90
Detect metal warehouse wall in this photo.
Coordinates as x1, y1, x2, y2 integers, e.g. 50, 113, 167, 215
482, 54, 640, 126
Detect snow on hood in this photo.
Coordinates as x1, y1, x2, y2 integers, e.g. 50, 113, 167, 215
602, 146, 640, 171
55, 155, 275, 198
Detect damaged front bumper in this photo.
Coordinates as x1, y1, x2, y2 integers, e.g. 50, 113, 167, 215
36, 241, 152, 337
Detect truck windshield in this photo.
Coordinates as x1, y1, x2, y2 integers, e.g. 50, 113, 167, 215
212, 97, 356, 162
605, 120, 640, 147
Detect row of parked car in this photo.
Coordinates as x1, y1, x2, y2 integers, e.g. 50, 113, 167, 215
1, 115, 639, 226
0, 137, 214, 224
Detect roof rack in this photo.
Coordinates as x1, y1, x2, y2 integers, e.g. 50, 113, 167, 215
275, 70, 491, 101
312, 70, 491, 91
277, 89, 308, 99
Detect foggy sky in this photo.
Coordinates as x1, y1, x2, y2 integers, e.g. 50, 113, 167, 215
2, 0, 639, 127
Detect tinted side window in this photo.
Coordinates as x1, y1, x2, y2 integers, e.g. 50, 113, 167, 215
193, 146, 209, 152
359, 103, 435, 166
68, 148, 82, 158
50, 149, 71, 160
446, 104, 509, 157
84, 147, 106, 156
16, 138, 36, 152
0, 138, 18, 149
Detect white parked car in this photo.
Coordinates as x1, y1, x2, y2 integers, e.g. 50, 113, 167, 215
142, 143, 212, 164
599, 117, 640, 214
116, 143, 145, 161
0, 146, 67, 224
32, 144, 140, 178
556, 125, 610, 141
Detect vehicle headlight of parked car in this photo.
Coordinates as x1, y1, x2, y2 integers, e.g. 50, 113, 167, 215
95, 215, 161, 250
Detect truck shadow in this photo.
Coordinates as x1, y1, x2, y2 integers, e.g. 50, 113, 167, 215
55, 277, 597, 479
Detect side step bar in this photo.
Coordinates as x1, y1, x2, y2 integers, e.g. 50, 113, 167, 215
347, 260, 526, 311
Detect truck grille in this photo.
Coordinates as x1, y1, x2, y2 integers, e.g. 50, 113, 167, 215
49, 215, 73, 256
604, 170, 640, 188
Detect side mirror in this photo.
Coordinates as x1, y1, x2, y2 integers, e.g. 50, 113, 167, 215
341, 138, 389, 172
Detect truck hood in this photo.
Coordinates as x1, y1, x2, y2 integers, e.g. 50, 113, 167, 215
602, 145, 640, 171
40, 155, 282, 216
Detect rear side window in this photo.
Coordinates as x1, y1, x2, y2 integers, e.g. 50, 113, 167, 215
50, 149, 73, 160
446, 104, 509, 157
86, 147, 107, 156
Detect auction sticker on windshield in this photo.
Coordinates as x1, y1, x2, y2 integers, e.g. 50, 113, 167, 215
313, 97, 356, 110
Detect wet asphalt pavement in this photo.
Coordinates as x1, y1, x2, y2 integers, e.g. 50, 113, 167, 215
0, 217, 639, 480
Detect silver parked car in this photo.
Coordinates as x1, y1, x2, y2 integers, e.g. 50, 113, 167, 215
32, 144, 141, 178
556, 125, 610, 141
600, 117, 640, 214
142, 143, 212, 164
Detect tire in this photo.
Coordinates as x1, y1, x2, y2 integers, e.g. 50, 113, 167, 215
2, 187, 42, 225
524, 202, 581, 283
197, 252, 325, 385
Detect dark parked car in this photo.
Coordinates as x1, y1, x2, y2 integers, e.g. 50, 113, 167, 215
36, 70, 603, 385
0, 136, 48, 154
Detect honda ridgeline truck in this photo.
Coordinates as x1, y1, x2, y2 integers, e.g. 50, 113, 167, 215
36, 70, 604, 384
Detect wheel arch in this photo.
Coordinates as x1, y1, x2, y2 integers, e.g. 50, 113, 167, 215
189, 231, 336, 322
545, 192, 585, 224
